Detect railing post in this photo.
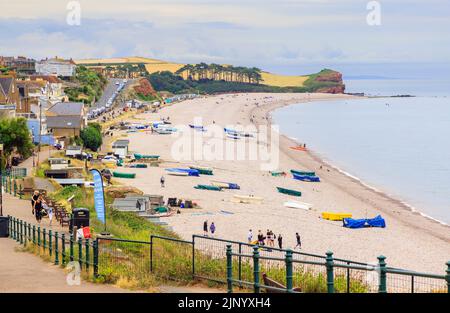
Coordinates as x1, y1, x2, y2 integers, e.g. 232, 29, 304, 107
78, 238, 83, 270
42, 228, 47, 251
54, 231, 59, 265
226, 244, 233, 293
48, 230, 53, 256
93, 239, 99, 278
32, 225, 36, 244
85, 238, 90, 272
19, 220, 23, 245
238, 243, 242, 287
69, 234, 74, 262
8, 216, 12, 238
150, 235, 153, 272
61, 234, 66, 265
285, 249, 293, 293
446, 261, 450, 294
12, 217, 16, 240
27, 223, 31, 244
192, 235, 195, 278
253, 246, 260, 293
13, 179, 17, 197
326, 251, 335, 294
23, 221, 27, 246
37, 226, 41, 248
378, 255, 387, 293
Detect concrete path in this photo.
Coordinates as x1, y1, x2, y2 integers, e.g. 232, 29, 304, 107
0, 238, 127, 293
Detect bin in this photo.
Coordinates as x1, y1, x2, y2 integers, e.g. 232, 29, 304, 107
70, 208, 90, 233
0, 216, 10, 237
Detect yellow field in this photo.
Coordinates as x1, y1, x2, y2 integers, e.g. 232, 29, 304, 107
75, 57, 308, 87
144, 63, 184, 74
261, 72, 308, 87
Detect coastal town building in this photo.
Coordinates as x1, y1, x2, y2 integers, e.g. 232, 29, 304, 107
35, 57, 76, 77
0, 56, 36, 74
0, 72, 20, 118
45, 101, 86, 140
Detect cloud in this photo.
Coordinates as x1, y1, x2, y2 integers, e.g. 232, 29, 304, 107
0, 0, 449, 76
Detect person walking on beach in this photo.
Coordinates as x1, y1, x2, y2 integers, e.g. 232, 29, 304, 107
295, 233, 302, 250
31, 190, 39, 216
160, 175, 165, 188
278, 234, 283, 249
34, 196, 43, 224
257, 230, 264, 246
247, 229, 253, 243
42, 200, 53, 226
203, 220, 208, 236
210, 222, 216, 237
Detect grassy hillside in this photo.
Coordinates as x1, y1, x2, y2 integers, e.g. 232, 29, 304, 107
75, 57, 338, 89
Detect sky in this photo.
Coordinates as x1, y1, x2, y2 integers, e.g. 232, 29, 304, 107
1, 0, 449, 78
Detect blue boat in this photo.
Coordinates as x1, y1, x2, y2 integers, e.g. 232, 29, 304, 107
166, 168, 200, 176
189, 125, 206, 131
292, 173, 320, 182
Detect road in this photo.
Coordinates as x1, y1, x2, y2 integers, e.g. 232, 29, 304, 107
89, 78, 136, 116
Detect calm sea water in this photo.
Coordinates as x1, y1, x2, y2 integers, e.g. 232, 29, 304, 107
273, 80, 450, 224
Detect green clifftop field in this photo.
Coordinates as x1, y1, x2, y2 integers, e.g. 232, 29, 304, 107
75, 57, 345, 94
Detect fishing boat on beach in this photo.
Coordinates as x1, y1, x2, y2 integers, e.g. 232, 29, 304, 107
189, 125, 206, 132
128, 163, 148, 168
226, 133, 241, 140
166, 170, 189, 176
166, 168, 200, 176
270, 171, 287, 177
290, 170, 316, 176
211, 181, 240, 189
292, 173, 320, 182
189, 166, 213, 175
276, 187, 302, 197
322, 212, 352, 221
232, 195, 263, 204
284, 201, 312, 210
194, 184, 222, 191
154, 128, 173, 135
113, 172, 136, 179
134, 154, 160, 160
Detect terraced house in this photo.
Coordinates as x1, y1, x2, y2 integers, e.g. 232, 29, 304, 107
45, 101, 86, 143
0, 72, 20, 118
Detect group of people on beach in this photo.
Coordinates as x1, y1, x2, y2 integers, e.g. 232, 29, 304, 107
248, 229, 302, 250
30, 190, 53, 226
203, 220, 216, 237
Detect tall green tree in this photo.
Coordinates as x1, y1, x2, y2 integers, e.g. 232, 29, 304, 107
0, 117, 34, 167
80, 125, 103, 152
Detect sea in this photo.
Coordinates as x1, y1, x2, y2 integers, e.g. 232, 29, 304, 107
273, 78, 450, 225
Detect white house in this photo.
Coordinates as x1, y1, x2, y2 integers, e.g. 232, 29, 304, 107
35, 57, 76, 77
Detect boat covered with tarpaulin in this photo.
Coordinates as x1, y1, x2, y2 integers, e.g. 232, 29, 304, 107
292, 173, 320, 182
113, 172, 136, 179
194, 184, 222, 191
343, 215, 386, 229
276, 187, 302, 197
211, 181, 240, 189
166, 168, 200, 176
290, 170, 316, 176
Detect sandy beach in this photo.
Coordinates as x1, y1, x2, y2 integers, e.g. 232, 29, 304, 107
111, 93, 450, 274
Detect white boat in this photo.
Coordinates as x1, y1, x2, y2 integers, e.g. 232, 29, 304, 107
232, 195, 263, 204
226, 133, 241, 140
283, 201, 312, 211
166, 170, 189, 176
